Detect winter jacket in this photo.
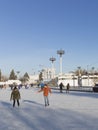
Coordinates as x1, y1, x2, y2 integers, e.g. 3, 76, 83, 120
39, 85, 51, 96
10, 88, 21, 100
66, 83, 70, 90
40, 83, 45, 89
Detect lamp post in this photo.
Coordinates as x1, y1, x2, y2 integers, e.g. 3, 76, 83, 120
16, 71, 20, 79
49, 57, 56, 79
57, 49, 65, 75
77, 66, 81, 87
87, 65, 89, 86
72, 74, 75, 87
92, 67, 95, 84
77, 66, 81, 77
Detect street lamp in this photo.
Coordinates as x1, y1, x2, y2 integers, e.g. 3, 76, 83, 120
87, 65, 89, 86
77, 66, 81, 77
72, 74, 75, 87
49, 57, 56, 79
16, 71, 20, 79
57, 49, 65, 75
92, 67, 95, 84
77, 66, 82, 87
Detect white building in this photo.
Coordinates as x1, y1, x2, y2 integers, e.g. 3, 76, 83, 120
28, 75, 39, 84
58, 73, 98, 87
42, 68, 56, 81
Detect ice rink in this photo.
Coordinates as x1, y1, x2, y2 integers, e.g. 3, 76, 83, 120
0, 87, 98, 130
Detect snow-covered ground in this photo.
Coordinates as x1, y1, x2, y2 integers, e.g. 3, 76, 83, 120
0, 87, 98, 130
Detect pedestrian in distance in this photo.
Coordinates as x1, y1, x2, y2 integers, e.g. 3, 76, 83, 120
59, 82, 64, 93
66, 83, 70, 93
10, 86, 21, 107
38, 84, 51, 107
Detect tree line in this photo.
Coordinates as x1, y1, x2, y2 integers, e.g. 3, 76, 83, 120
0, 69, 29, 83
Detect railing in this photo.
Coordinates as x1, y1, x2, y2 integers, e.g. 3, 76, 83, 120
51, 86, 93, 92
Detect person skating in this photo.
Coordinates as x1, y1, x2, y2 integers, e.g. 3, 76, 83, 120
10, 86, 21, 107
66, 83, 70, 93
38, 84, 51, 107
59, 82, 64, 93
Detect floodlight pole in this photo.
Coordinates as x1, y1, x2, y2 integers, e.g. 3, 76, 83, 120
57, 49, 65, 75
16, 71, 20, 79
49, 57, 56, 79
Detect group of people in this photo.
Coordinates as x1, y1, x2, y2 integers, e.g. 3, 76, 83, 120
59, 82, 70, 93
10, 82, 70, 108
10, 83, 51, 107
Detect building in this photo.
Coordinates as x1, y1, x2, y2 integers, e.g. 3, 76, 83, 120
28, 75, 39, 84
41, 68, 56, 81
58, 73, 98, 87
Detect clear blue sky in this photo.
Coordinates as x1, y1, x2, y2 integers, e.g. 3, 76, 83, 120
0, 0, 98, 76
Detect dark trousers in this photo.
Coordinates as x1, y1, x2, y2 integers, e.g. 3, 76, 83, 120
13, 99, 20, 107
60, 88, 63, 93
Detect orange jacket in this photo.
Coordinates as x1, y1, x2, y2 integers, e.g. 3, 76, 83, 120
43, 86, 51, 96
39, 85, 51, 96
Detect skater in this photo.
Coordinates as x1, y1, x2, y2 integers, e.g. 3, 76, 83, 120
10, 86, 21, 107
59, 82, 64, 93
38, 84, 51, 107
40, 82, 45, 90
66, 83, 70, 93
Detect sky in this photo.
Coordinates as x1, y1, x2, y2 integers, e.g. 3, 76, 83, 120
0, 87, 98, 130
0, 0, 98, 76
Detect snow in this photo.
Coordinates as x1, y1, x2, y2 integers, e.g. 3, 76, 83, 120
0, 87, 98, 130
